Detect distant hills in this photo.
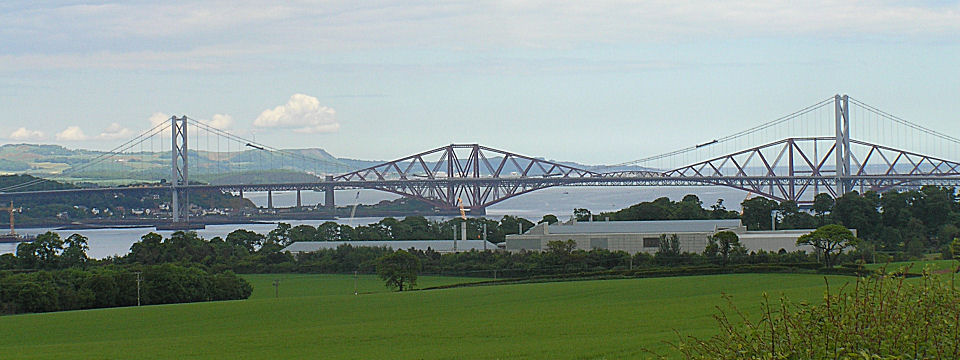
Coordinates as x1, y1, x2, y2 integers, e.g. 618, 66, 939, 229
0, 143, 655, 185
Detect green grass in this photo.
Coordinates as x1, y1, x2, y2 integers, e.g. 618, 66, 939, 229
243, 273, 487, 299
866, 259, 956, 273
0, 273, 850, 359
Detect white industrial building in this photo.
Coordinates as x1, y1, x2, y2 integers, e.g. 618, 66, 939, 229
284, 240, 500, 255
505, 219, 829, 254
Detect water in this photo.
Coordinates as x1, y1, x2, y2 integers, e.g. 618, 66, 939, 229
0, 186, 748, 259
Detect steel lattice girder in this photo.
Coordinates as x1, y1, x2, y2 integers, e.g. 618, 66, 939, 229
3, 139, 960, 209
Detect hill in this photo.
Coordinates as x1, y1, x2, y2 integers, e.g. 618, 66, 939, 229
0, 143, 655, 185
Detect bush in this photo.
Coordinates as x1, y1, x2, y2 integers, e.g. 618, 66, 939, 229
665, 270, 960, 359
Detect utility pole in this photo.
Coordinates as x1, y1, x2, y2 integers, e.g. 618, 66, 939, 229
483, 222, 487, 250
771, 210, 777, 231
136, 271, 142, 306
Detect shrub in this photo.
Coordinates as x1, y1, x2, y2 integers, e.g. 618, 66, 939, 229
665, 270, 960, 359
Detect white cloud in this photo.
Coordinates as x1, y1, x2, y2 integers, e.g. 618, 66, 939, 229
254, 94, 339, 133
208, 114, 234, 130
148, 112, 170, 128
8, 127, 46, 141
55, 126, 88, 141
98, 122, 133, 140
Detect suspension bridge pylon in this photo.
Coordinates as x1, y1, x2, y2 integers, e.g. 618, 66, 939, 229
170, 115, 190, 225
835, 94, 852, 195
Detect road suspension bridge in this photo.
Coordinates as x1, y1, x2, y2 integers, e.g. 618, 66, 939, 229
1, 94, 958, 226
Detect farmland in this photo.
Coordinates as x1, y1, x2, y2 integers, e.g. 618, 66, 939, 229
0, 272, 858, 359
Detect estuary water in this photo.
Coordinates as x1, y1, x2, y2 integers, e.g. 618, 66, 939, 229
0, 186, 747, 259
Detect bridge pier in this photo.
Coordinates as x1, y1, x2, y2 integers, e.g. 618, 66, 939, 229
324, 175, 335, 216
267, 190, 273, 209
296, 189, 302, 209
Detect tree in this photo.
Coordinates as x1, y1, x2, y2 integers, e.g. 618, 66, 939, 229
573, 208, 592, 221
375, 249, 421, 291
831, 191, 881, 241
707, 231, 745, 266
812, 193, 834, 224
797, 224, 857, 267
655, 234, 681, 264
740, 197, 779, 230
225, 229, 263, 253
130, 232, 163, 265
60, 233, 89, 268
539, 214, 559, 225
545, 239, 576, 256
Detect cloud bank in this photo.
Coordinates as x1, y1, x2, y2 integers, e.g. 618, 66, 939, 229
3, 1, 959, 71
8, 127, 47, 141
254, 94, 339, 133
55, 126, 88, 141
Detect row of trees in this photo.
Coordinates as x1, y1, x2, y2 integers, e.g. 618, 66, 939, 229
0, 231, 253, 315
574, 187, 959, 258
738, 187, 960, 255
0, 264, 251, 315
243, 215, 538, 245
372, 224, 859, 292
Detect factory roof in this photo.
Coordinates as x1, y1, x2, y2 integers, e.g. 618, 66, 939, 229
284, 240, 499, 253
526, 219, 743, 235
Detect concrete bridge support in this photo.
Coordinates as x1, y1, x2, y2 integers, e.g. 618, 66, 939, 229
324, 175, 335, 215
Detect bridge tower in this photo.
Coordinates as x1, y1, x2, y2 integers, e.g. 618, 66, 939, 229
170, 115, 189, 223
834, 94, 852, 195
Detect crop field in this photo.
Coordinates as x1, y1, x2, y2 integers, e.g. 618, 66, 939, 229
0, 271, 862, 359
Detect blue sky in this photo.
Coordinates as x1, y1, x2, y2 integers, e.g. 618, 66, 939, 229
2, 1, 959, 164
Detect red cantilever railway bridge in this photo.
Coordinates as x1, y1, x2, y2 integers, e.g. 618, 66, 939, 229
1, 95, 959, 222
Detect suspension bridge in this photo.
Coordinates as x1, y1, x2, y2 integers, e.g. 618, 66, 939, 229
1, 94, 958, 226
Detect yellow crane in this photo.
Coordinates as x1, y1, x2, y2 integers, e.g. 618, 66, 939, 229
0, 201, 20, 235
457, 197, 467, 220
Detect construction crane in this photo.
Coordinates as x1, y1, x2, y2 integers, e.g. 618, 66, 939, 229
349, 191, 361, 219
457, 197, 467, 220
455, 198, 468, 252
0, 201, 20, 235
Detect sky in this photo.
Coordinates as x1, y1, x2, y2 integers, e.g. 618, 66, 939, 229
2, 0, 960, 165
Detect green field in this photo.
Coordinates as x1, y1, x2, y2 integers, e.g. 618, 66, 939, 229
0, 272, 859, 359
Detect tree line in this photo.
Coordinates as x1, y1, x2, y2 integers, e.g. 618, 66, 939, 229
0, 232, 252, 315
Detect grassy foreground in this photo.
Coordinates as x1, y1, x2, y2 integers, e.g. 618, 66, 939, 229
0, 272, 853, 359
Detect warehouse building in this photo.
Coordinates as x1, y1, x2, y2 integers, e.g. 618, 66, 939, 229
505, 219, 824, 254
284, 240, 499, 255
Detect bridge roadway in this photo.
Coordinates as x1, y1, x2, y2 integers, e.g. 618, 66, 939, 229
2, 174, 959, 204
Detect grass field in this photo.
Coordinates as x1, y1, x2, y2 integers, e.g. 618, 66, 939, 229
0, 271, 860, 359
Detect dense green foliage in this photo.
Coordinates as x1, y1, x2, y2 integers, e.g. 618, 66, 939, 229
671, 271, 960, 359
583, 187, 960, 260
274, 215, 535, 244
597, 195, 740, 221
0, 264, 250, 315
0, 230, 252, 315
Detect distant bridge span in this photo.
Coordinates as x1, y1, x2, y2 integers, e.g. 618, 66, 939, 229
2, 95, 960, 221
2, 138, 959, 215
